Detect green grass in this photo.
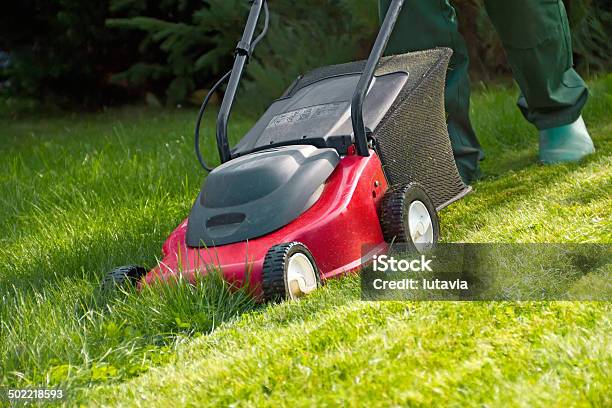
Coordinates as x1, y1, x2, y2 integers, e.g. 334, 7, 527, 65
0, 75, 610, 407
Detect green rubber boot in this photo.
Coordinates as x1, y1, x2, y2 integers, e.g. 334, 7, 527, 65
539, 116, 595, 164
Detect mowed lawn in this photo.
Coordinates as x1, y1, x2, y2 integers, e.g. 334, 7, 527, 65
1, 75, 610, 407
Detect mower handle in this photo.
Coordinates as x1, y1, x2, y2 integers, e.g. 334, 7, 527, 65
216, 0, 266, 164
215, 0, 403, 163
351, 0, 404, 157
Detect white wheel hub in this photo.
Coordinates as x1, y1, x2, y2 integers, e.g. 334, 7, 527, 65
408, 200, 434, 251
286, 253, 318, 299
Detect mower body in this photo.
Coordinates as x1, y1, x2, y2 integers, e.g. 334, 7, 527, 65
143, 48, 470, 297
144, 150, 388, 296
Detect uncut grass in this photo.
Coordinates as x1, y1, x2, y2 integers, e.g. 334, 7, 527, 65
1, 270, 255, 387
0, 107, 257, 387
0, 74, 610, 403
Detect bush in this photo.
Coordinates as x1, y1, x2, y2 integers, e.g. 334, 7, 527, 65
1, 0, 609, 106
107, 0, 378, 108
0, 1, 142, 106
567, 0, 612, 74
0, 0, 208, 106
106, 0, 214, 105
110, 0, 611, 108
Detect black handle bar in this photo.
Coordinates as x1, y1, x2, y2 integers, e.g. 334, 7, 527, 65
351, 0, 404, 156
213, 0, 404, 164
216, 0, 265, 164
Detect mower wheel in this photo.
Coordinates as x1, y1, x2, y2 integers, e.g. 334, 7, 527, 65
262, 242, 320, 302
380, 183, 439, 252
102, 265, 147, 291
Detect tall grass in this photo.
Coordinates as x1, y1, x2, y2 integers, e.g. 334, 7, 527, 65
0, 106, 257, 388
0, 270, 255, 387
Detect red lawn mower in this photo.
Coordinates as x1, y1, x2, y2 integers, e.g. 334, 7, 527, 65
104, 0, 470, 301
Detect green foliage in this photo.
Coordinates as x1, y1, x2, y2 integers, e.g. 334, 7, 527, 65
106, 0, 247, 105
107, 1, 219, 104
110, 0, 610, 106
107, 0, 378, 107
1, 0, 609, 106
0, 1, 142, 106
0, 0, 207, 105
569, 0, 612, 73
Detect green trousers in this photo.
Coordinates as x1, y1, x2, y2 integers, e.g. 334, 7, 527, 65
379, 0, 589, 183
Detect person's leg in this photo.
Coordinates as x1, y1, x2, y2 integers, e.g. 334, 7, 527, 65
379, 0, 483, 183
484, 0, 594, 162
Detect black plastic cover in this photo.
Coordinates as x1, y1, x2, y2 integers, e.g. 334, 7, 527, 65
232, 72, 408, 156
186, 145, 339, 247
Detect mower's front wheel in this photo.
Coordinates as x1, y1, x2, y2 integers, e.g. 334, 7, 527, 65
380, 183, 439, 252
262, 242, 320, 302
102, 265, 147, 291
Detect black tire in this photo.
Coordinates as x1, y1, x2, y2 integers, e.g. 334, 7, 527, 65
380, 182, 440, 252
262, 242, 320, 302
102, 265, 147, 291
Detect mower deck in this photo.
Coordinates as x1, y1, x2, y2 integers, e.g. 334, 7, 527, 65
144, 150, 389, 297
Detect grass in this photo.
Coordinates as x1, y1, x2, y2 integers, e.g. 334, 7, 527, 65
0, 74, 610, 406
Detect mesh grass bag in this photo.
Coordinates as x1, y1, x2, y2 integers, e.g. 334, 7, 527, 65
287, 48, 470, 210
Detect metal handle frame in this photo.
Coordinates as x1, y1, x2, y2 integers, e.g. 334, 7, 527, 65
215, 0, 404, 163
351, 0, 404, 156
216, 0, 265, 163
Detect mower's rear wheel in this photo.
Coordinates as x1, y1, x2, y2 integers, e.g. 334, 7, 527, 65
380, 183, 439, 252
262, 242, 320, 302
102, 265, 147, 291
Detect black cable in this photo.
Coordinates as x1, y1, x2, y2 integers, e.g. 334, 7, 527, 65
194, 0, 269, 172
194, 70, 231, 172
250, 0, 269, 54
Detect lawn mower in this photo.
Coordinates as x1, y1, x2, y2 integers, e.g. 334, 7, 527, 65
104, 0, 471, 301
